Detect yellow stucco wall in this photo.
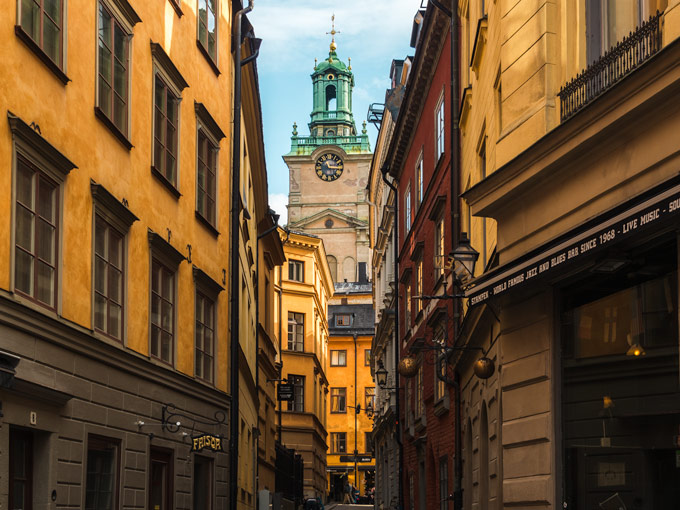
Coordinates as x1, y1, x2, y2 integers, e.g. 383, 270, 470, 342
276, 230, 334, 499
326, 334, 375, 494
0, 0, 233, 389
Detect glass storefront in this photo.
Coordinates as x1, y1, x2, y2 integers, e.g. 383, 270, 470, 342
561, 238, 680, 508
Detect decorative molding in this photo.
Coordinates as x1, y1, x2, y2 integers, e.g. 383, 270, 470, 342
194, 102, 226, 141
106, 0, 141, 27
192, 265, 224, 297
470, 16, 488, 76
151, 42, 189, 90
7, 111, 77, 176
148, 229, 186, 268
90, 180, 139, 232
459, 86, 473, 128
428, 195, 447, 221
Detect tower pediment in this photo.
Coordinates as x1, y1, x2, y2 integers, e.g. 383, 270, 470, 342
288, 208, 367, 230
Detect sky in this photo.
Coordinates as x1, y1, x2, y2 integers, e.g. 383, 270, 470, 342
248, 0, 421, 224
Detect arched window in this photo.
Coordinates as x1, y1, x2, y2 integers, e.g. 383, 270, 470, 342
327, 255, 337, 283
480, 403, 489, 510
343, 257, 356, 282
326, 84, 337, 111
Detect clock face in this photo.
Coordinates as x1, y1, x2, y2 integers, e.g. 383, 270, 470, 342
315, 153, 344, 181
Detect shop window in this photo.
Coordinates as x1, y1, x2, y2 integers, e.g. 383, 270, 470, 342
330, 349, 346, 366
193, 456, 213, 510
331, 387, 346, 413
85, 435, 120, 510
331, 432, 346, 454
287, 312, 304, 351
561, 241, 680, 508
287, 374, 305, 412
288, 259, 304, 282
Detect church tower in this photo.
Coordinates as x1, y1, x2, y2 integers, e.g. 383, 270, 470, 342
284, 17, 373, 285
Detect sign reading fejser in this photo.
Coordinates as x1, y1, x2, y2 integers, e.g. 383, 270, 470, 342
467, 185, 680, 305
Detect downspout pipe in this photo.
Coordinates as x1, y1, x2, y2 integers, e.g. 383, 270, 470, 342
230, 3, 254, 510
380, 166, 402, 510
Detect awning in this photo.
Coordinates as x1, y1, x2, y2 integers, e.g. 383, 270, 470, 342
466, 179, 680, 305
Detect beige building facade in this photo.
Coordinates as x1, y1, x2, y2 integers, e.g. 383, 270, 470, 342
458, 1, 680, 509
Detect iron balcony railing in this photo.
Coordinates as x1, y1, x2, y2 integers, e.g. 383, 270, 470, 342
558, 12, 662, 122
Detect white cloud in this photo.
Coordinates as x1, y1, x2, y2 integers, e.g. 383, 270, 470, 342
268, 193, 289, 226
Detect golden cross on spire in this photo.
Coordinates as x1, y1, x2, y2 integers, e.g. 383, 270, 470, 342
326, 14, 340, 51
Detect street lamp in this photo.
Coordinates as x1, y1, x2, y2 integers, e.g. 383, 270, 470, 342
449, 232, 479, 283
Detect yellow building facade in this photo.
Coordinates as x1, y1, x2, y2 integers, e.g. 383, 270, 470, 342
0, 0, 238, 508
325, 286, 376, 502
276, 229, 333, 501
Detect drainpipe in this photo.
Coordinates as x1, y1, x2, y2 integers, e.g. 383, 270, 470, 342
380, 166, 402, 510
230, 3, 254, 510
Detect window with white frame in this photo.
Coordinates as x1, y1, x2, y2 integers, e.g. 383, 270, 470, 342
415, 154, 423, 210
435, 93, 445, 161
405, 185, 412, 232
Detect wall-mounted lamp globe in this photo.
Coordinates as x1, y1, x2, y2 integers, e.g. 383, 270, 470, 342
450, 232, 480, 280
397, 356, 419, 378
473, 357, 495, 379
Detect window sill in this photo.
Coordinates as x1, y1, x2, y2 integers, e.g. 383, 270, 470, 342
414, 414, 427, 432
149, 353, 174, 369
331, 411, 347, 415
95, 107, 133, 150
433, 396, 449, 417
15, 25, 70, 85
93, 327, 124, 346
195, 211, 219, 237
414, 310, 424, 324
196, 40, 220, 76
151, 166, 181, 198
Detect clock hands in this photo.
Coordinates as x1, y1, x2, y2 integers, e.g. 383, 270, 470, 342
325, 163, 343, 169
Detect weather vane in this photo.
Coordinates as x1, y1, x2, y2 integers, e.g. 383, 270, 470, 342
327, 14, 340, 51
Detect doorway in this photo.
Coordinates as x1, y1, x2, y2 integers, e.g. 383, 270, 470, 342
149, 449, 173, 510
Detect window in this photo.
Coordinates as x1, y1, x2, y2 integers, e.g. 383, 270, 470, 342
439, 457, 449, 510
17, 0, 64, 70
335, 314, 351, 326
434, 327, 447, 402
287, 374, 304, 412
193, 456, 213, 510
94, 216, 124, 340
435, 93, 445, 161
195, 291, 215, 382
330, 432, 346, 454
331, 387, 346, 413
14, 155, 59, 309
153, 74, 180, 187
478, 135, 487, 180
85, 435, 120, 510
405, 185, 412, 232
435, 218, 445, 280
365, 387, 375, 411
330, 350, 347, 366
194, 103, 225, 229
151, 259, 175, 364
364, 349, 371, 366
415, 155, 423, 209
287, 312, 304, 351
9, 428, 33, 510
97, 1, 131, 139
288, 259, 304, 282
196, 129, 217, 224
405, 281, 412, 330
415, 363, 424, 418
415, 259, 423, 314
327, 255, 338, 282
365, 432, 374, 455
197, 0, 217, 63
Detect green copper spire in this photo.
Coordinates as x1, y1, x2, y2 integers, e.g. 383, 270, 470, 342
287, 15, 370, 156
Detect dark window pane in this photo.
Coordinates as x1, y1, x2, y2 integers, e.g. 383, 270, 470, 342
21, 0, 40, 41
44, 0, 60, 23
15, 206, 34, 251
15, 248, 33, 294
36, 260, 54, 305
36, 219, 55, 264
95, 293, 107, 330
98, 77, 112, 118
43, 15, 60, 62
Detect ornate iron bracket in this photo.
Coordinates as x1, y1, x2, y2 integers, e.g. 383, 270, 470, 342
161, 403, 228, 436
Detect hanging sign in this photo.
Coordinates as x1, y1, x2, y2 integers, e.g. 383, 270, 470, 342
191, 434, 224, 452
278, 383, 294, 401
